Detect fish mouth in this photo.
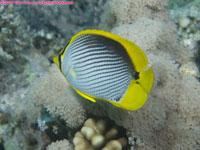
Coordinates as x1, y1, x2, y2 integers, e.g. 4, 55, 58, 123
53, 55, 60, 68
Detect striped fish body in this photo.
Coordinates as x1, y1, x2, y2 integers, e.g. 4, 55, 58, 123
53, 30, 154, 110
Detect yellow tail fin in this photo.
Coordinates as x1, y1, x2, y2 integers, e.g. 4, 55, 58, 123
110, 80, 148, 110
138, 67, 154, 93
110, 67, 154, 111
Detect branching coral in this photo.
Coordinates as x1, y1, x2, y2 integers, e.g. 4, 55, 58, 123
73, 118, 127, 150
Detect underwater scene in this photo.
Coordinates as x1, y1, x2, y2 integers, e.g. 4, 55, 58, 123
0, 0, 200, 149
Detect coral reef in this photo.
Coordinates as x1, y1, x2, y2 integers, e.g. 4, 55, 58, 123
100, 0, 168, 26
73, 118, 127, 150
27, 0, 200, 149
168, 0, 200, 78
0, 2, 106, 148
0, 88, 51, 150
101, 0, 191, 64
0, 0, 200, 150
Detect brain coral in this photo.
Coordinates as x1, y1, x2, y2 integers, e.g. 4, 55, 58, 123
73, 118, 127, 150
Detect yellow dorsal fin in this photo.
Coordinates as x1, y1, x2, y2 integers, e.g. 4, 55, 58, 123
122, 40, 149, 72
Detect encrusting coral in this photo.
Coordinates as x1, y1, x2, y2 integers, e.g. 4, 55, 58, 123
29, 64, 87, 128
46, 139, 73, 150
73, 118, 127, 150
101, 0, 168, 26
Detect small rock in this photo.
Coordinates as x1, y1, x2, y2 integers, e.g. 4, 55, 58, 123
0, 46, 14, 61
179, 17, 190, 28
46, 33, 53, 40
179, 61, 200, 78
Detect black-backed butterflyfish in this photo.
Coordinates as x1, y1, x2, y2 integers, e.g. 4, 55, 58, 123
53, 29, 154, 110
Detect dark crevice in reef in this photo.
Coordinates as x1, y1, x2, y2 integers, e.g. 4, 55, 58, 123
45, 119, 71, 141
0, 141, 5, 150
40, 108, 76, 143
194, 41, 200, 69
194, 40, 200, 81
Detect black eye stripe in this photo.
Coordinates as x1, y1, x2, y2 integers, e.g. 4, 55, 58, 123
59, 39, 71, 70
58, 54, 62, 70
63, 39, 71, 51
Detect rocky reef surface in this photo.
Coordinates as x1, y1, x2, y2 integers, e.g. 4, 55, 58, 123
0, 0, 200, 150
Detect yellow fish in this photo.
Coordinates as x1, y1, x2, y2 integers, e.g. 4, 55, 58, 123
53, 30, 154, 110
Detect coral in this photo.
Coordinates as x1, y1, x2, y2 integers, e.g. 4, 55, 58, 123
169, 0, 200, 49
98, 0, 200, 149
1, 88, 40, 124
167, 0, 196, 8
3, 128, 29, 150
93, 0, 200, 149
0, 45, 13, 61
1, 0, 200, 150
29, 64, 87, 128
111, 18, 165, 52
73, 118, 127, 150
46, 139, 73, 150
26, 1, 200, 149
168, 0, 200, 78
0, 5, 27, 68
0, 88, 51, 150
101, 1, 192, 63
100, 0, 168, 28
